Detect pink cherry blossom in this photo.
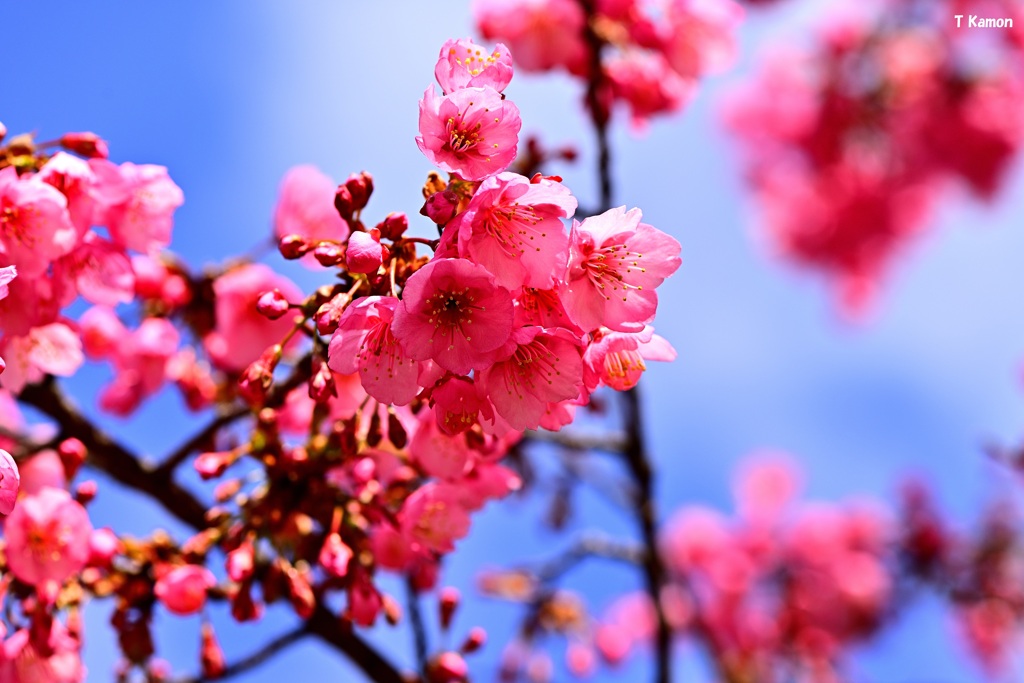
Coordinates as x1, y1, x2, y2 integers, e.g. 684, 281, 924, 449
431, 376, 494, 435
38, 151, 100, 234
392, 259, 515, 376
416, 86, 521, 181
400, 482, 472, 554
272, 165, 349, 246
605, 51, 695, 127
410, 411, 475, 480
88, 527, 122, 568
17, 450, 66, 496
3, 487, 92, 595
582, 325, 677, 391
154, 564, 216, 615
55, 231, 135, 306
435, 38, 514, 94
328, 296, 421, 405
660, 0, 744, 79
0, 448, 19, 515
0, 167, 78, 277
561, 207, 681, 332
480, 327, 584, 430
99, 316, 180, 416
1, 322, 84, 394
455, 172, 576, 289
319, 532, 354, 578
203, 263, 302, 372
2, 621, 86, 683
94, 161, 183, 254
79, 306, 128, 360
474, 0, 589, 75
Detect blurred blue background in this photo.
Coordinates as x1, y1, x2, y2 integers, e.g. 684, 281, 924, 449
4, 0, 1024, 680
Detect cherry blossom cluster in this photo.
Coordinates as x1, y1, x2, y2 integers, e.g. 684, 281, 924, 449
0, 36, 681, 682
723, 0, 1024, 313
472, 0, 743, 126
484, 454, 1024, 682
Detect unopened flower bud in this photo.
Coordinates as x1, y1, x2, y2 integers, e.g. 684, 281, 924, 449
345, 171, 374, 211
382, 593, 402, 625
421, 188, 459, 225
460, 626, 487, 654
58, 437, 88, 480
227, 540, 255, 582
256, 289, 291, 320
60, 131, 110, 159
427, 652, 468, 682
194, 450, 239, 480
279, 234, 312, 260
309, 359, 337, 403
377, 212, 408, 240
313, 241, 345, 267
334, 184, 355, 220
315, 293, 349, 335
238, 345, 282, 405
439, 586, 460, 630
318, 532, 353, 578
230, 582, 264, 622
0, 121, 6, 142
200, 623, 226, 679
89, 527, 123, 569
75, 480, 99, 504
346, 230, 384, 274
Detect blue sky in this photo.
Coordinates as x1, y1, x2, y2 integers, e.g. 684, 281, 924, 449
5, 1, 1024, 681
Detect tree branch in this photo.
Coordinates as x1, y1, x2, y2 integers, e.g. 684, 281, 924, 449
174, 626, 308, 683
18, 378, 210, 530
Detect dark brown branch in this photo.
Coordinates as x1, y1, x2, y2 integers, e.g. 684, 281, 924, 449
19, 378, 210, 530
174, 626, 308, 683
306, 604, 408, 683
406, 575, 429, 675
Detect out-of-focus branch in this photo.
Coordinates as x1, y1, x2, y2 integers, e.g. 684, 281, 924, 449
575, 2, 673, 680
174, 626, 308, 683
522, 429, 627, 455
406, 576, 429, 675
18, 378, 210, 530
534, 534, 645, 584
306, 604, 408, 683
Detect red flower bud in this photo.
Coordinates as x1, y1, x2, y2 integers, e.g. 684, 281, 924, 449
279, 234, 312, 260
58, 437, 87, 480
460, 626, 487, 654
334, 184, 355, 220
313, 241, 345, 267
60, 131, 109, 159
256, 289, 291, 320
377, 212, 408, 240
345, 171, 374, 211
200, 623, 226, 679
428, 652, 468, 682
421, 188, 459, 225
439, 586, 460, 630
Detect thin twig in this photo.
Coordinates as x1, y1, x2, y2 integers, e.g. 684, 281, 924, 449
174, 626, 308, 683
521, 429, 627, 455
406, 575, 429, 675
575, 2, 673, 680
